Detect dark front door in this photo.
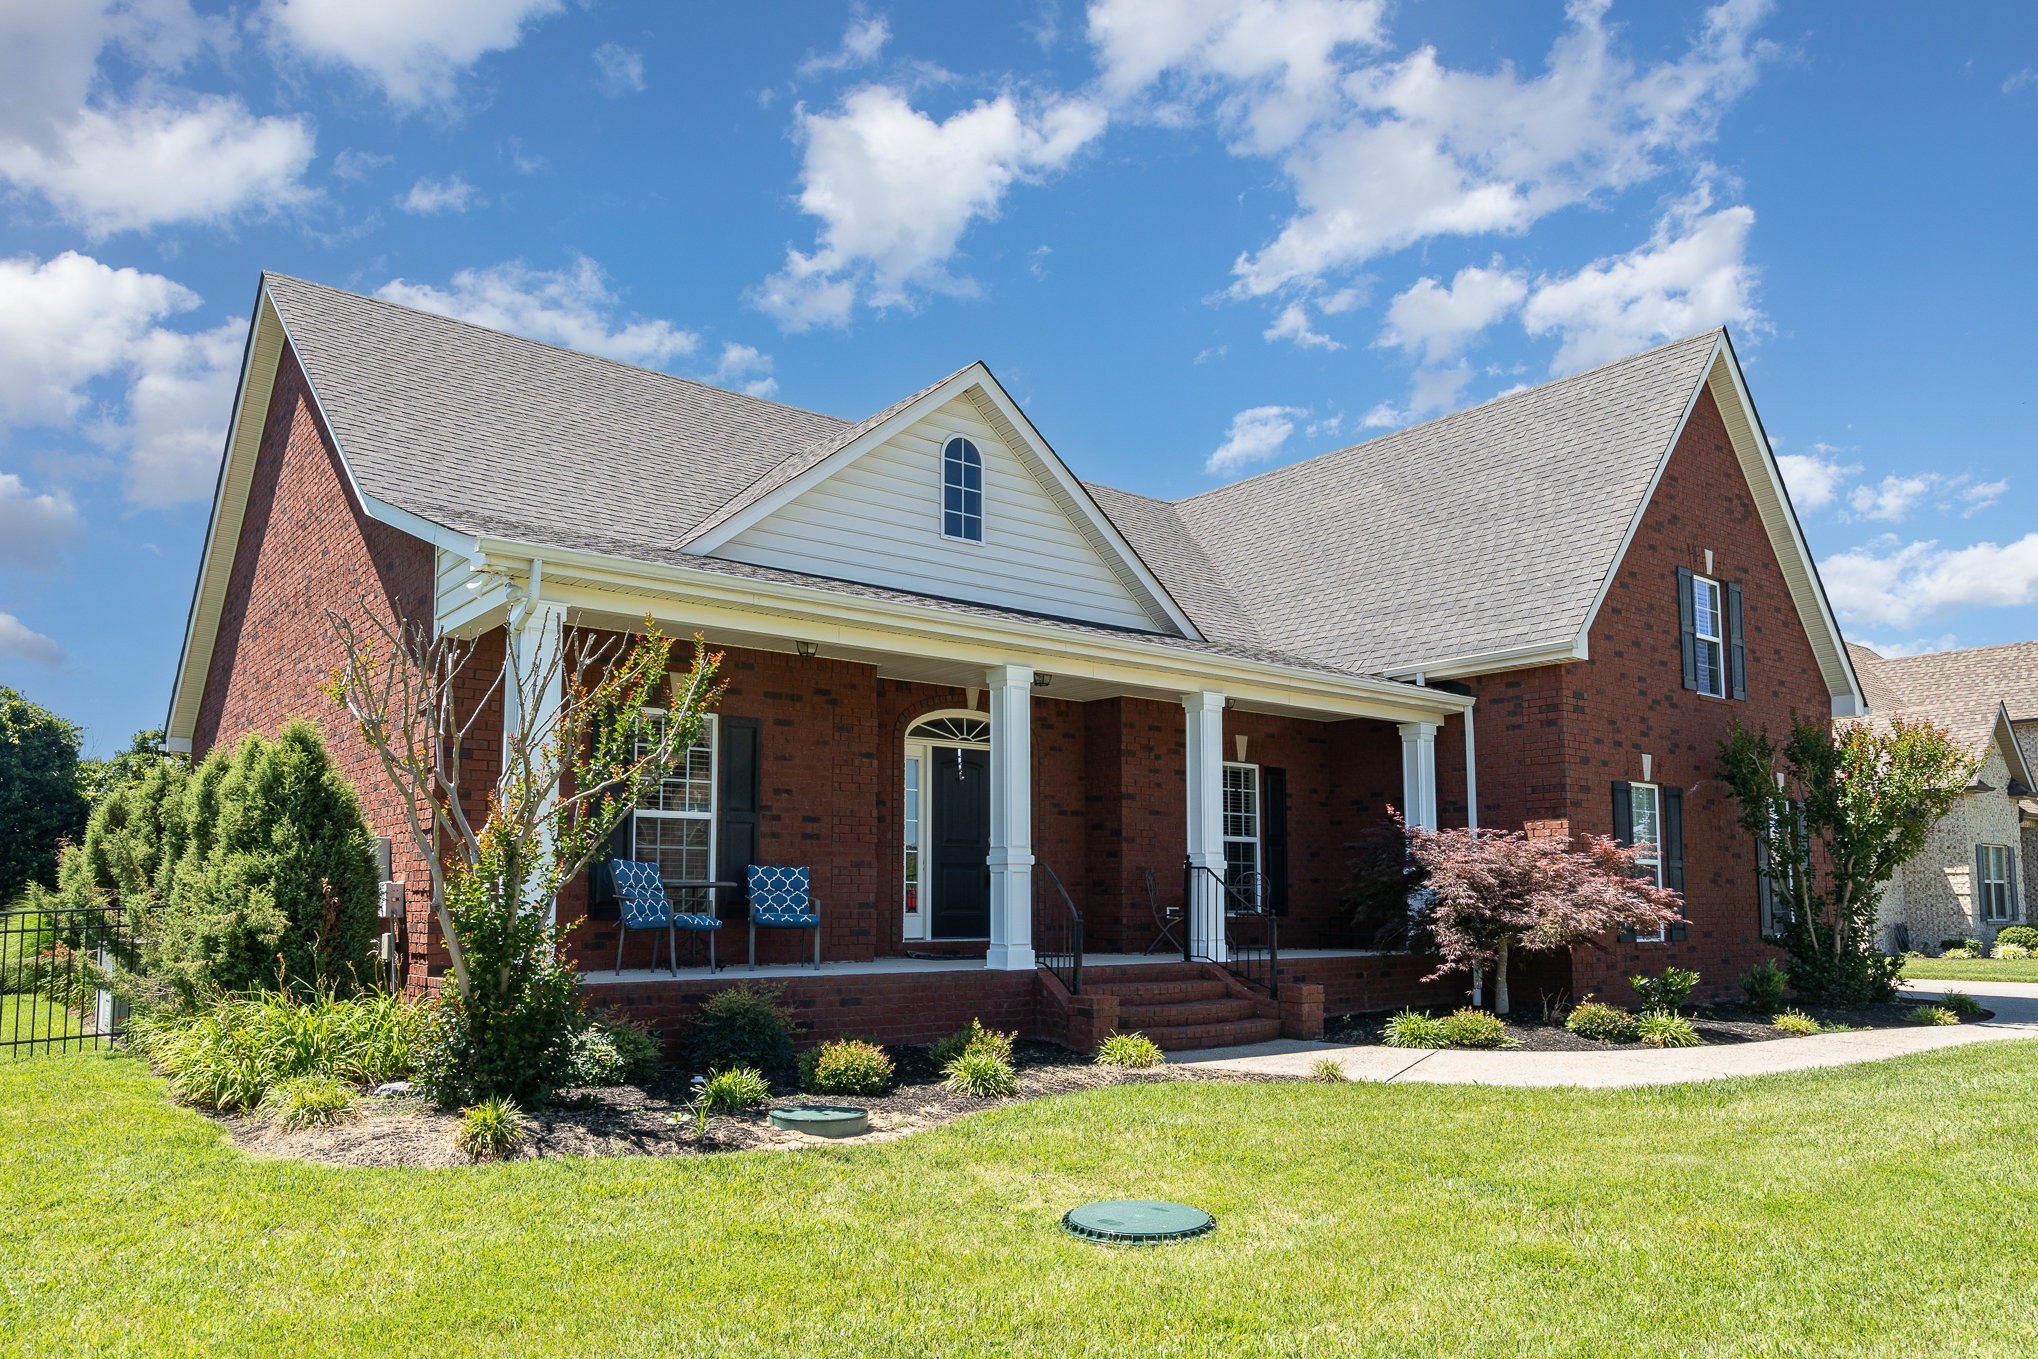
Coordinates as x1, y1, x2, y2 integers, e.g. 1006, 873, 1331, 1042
930, 747, 991, 937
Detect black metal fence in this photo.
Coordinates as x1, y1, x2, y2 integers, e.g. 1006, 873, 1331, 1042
0, 904, 138, 1057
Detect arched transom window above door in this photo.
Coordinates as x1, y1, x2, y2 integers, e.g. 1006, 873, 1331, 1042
907, 713, 990, 745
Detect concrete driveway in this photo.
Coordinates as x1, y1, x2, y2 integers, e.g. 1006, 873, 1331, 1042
1169, 977, 2038, 1089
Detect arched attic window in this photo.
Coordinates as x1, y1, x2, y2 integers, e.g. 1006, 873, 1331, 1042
942, 436, 983, 542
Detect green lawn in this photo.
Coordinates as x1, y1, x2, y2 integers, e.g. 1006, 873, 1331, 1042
1902, 956, 2038, 984
6, 1048, 2038, 1358
0, 992, 99, 1048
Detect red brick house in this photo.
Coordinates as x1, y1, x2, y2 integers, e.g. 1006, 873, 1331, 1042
163, 275, 1864, 1048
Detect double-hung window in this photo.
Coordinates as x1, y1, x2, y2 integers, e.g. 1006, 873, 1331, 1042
1979, 844, 2015, 924
1222, 763, 1261, 904
633, 712, 717, 909
1690, 574, 1726, 698
942, 436, 983, 542
1628, 781, 1667, 942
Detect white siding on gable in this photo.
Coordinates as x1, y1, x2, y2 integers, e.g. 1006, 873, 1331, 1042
714, 395, 1160, 631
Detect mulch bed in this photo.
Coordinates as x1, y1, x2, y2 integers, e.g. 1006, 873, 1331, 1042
226, 1041, 1270, 1169
1321, 1001, 1992, 1052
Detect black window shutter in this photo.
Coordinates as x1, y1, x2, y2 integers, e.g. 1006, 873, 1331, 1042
717, 716, 762, 914
1727, 583, 1747, 700
1262, 767, 1289, 916
1612, 782, 1637, 941
1676, 566, 1698, 691
1662, 785, 1688, 941
587, 814, 633, 920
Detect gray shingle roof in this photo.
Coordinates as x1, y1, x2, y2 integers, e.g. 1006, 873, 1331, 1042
1850, 641, 2038, 724
264, 273, 1728, 680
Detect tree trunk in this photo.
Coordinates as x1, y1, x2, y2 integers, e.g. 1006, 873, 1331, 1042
1494, 938, 1512, 1015
1470, 962, 1484, 1008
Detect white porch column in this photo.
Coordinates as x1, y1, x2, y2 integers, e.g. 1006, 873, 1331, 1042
1182, 689, 1227, 963
1399, 720, 1440, 832
505, 594, 567, 919
985, 663, 1035, 971
1463, 707, 1479, 832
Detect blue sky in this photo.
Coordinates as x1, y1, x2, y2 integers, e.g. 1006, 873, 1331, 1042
1, 0, 2034, 754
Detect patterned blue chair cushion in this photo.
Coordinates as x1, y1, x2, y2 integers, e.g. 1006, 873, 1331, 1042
609, 859, 672, 929
672, 913, 723, 932
748, 865, 820, 927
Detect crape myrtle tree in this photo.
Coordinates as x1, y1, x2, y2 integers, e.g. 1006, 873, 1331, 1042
324, 606, 722, 1102
1400, 813, 1685, 1015
1718, 715, 1976, 1006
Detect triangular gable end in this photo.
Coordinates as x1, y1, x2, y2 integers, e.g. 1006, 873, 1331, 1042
686, 365, 1201, 637
1573, 330, 1867, 717
1992, 703, 2035, 791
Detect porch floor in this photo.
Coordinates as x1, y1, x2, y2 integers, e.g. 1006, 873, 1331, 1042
579, 947, 1378, 986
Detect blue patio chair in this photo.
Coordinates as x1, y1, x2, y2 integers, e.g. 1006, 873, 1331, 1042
747, 864, 821, 969
609, 860, 723, 973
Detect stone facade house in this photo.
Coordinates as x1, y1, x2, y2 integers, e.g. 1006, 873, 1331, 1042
1849, 642, 2038, 951
162, 274, 1865, 1047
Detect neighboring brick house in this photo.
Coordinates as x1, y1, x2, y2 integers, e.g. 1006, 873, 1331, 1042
1848, 642, 2038, 951
163, 274, 1864, 1046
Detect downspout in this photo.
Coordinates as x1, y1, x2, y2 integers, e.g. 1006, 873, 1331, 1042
1464, 702, 1478, 832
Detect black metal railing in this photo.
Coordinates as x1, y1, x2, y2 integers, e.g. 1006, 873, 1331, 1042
1182, 859, 1279, 998
1034, 864, 1083, 995
1, 904, 138, 1057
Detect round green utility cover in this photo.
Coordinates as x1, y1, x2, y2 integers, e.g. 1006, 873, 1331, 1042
1062, 1200, 1216, 1245
767, 1105, 869, 1138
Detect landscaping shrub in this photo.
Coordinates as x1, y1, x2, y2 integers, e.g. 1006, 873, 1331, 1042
597, 1019, 662, 1083
802, 1039, 895, 1095
1992, 943, 2030, 960
697, 1066, 771, 1111
1994, 926, 2038, 950
686, 984, 796, 1075
1311, 1057, 1348, 1082
131, 990, 425, 1111
1381, 1009, 1447, 1049
1739, 959, 1789, 1013
1565, 1000, 1639, 1043
1772, 1009, 1822, 1036
456, 1097, 526, 1161
929, 1018, 1012, 1070
1094, 1032, 1165, 1069
1941, 947, 1977, 960
1440, 1007, 1512, 1049
1910, 1005, 1959, 1026
1939, 991, 1982, 1016
260, 1074, 356, 1131
941, 1046, 1018, 1098
558, 1027, 626, 1088
1630, 966, 1700, 1014
1637, 1009, 1701, 1048
1941, 937, 1983, 956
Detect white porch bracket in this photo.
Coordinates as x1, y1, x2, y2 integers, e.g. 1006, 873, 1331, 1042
1182, 689, 1228, 964
505, 585, 567, 921
985, 663, 1035, 971
1399, 720, 1440, 832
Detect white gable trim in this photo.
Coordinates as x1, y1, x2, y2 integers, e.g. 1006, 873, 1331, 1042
682, 363, 1202, 639
1569, 332, 1867, 717
1992, 703, 2034, 792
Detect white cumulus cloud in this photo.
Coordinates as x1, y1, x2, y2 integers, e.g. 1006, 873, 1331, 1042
0, 475, 85, 566
799, 14, 892, 77
1379, 260, 1527, 363
378, 257, 700, 367
400, 175, 481, 214
122, 318, 244, 507
594, 42, 646, 95
1821, 534, 2038, 629
1206, 403, 1305, 476
1774, 445, 1859, 510
756, 86, 1107, 329
0, 613, 64, 666
263, 0, 566, 106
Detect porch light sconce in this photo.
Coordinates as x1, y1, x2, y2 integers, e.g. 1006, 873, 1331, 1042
1641, 753, 1653, 782
1033, 672, 1053, 687
796, 640, 818, 658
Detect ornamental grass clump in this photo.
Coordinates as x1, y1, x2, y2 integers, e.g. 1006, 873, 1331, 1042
1939, 991, 1982, 1016
259, 1073, 356, 1131
1381, 1009, 1447, 1049
1636, 1010, 1701, 1048
1095, 1032, 1166, 1069
1565, 1000, 1639, 1043
130, 989, 426, 1111
942, 1047, 1018, 1098
455, 1096, 526, 1161
1910, 1005, 1960, 1027
1311, 1058, 1348, 1083
929, 1018, 1012, 1070
1440, 1007, 1513, 1049
801, 1039, 895, 1095
1991, 944, 2030, 960
697, 1066, 771, 1111
1771, 1009, 1822, 1036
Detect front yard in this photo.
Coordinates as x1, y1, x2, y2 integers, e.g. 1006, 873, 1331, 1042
1903, 955, 2038, 984
6, 1044, 2038, 1357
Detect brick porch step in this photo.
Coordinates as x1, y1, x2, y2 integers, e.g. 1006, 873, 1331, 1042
1087, 978, 1232, 1004
1138, 1016, 1282, 1051
1113, 996, 1259, 1028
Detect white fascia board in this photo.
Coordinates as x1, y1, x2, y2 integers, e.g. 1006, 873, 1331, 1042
1383, 639, 1587, 682
1570, 331, 1867, 714
680, 362, 1203, 640
462, 532, 1471, 724
1995, 704, 2034, 791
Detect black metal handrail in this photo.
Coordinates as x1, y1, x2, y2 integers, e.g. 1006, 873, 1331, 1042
1034, 864, 1083, 996
1182, 859, 1279, 998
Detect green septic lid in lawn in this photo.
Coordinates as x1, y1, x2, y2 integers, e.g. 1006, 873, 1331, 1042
767, 1105, 869, 1138
1062, 1200, 1216, 1245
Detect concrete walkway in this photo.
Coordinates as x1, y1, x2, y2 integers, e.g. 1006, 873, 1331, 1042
1170, 978, 2038, 1088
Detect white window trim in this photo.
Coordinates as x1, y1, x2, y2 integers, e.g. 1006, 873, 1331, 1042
633, 711, 718, 903
902, 709, 993, 942
939, 434, 986, 547
1222, 761, 1261, 905
1690, 573, 1726, 699
1631, 780, 1667, 942
1980, 844, 2014, 924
